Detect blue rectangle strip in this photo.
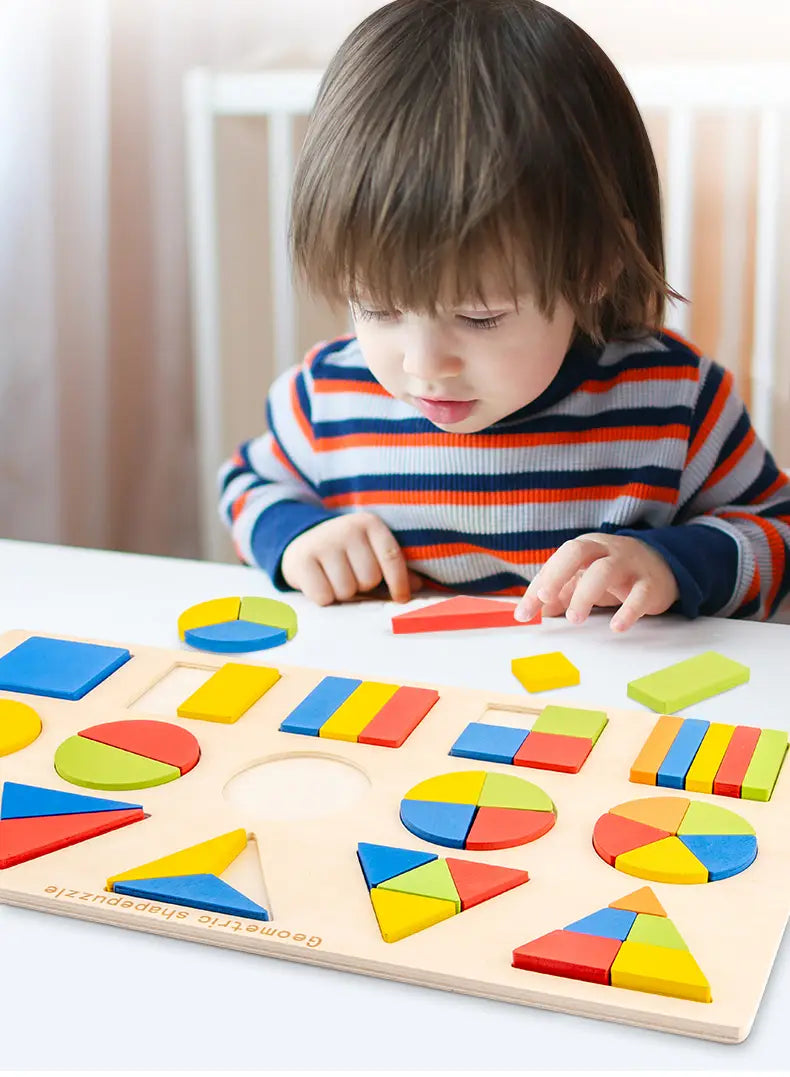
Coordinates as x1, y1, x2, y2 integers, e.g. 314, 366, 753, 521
657, 718, 710, 789
279, 676, 362, 736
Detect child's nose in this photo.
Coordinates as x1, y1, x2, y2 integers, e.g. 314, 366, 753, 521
402, 337, 463, 382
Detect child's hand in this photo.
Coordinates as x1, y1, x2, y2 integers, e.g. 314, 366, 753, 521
281, 512, 421, 606
514, 533, 679, 632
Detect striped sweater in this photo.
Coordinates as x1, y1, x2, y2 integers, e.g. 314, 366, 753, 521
218, 331, 790, 619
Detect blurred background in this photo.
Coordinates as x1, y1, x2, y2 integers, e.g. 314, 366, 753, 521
1, 0, 789, 564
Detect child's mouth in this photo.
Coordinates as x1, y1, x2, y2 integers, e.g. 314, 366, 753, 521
414, 397, 477, 424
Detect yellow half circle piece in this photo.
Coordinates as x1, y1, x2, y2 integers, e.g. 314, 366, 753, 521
0, 699, 42, 756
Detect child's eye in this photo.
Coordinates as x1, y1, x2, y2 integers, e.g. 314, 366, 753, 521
458, 314, 506, 330
356, 307, 400, 323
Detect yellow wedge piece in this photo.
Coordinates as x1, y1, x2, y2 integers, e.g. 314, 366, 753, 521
369, 887, 457, 942
0, 699, 42, 756
107, 829, 247, 888
615, 836, 708, 885
177, 663, 280, 723
405, 769, 487, 805
610, 940, 712, 1003
685, 722, 736, 793
319, 681, 399, 741
177, 597, 241, 639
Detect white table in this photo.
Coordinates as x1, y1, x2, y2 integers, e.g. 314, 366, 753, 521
0, 538, 787, 1069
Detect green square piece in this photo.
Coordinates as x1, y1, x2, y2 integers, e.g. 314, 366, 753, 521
531, 704, 608, 744
627, 651, 749, 714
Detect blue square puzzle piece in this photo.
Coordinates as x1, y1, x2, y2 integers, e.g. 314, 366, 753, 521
0, 636, 131, 701
450, 721, 530, 764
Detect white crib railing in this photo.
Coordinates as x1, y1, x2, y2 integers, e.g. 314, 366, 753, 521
184, 64, 790, 562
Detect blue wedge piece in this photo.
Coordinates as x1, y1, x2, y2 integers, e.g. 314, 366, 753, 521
399, 799, 477, 849
184, 620, 287, 653
656, 718, 710, 789
112, 873, 270, 921
0, 781, 142, 821
564, 906, 637, 941
0, 636, 130, 701
449, 722, 530, 765
280, 676, 362, 736
678, 834, 758, 882
356, 842, 437, 888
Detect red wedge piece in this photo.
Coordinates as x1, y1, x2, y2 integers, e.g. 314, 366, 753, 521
465, 806, 555, 850
0, 807, 146, 869
592, 811, 671, 866
445, 857, 529, 910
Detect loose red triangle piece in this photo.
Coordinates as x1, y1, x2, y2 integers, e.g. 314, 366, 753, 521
0, 808, 145, 869
392, 596, 541, 634
445, 857, 529, 910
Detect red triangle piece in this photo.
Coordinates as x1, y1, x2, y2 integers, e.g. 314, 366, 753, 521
465, 806, 556, 850
392, 596, 540, 634
0, 808, 145, 869
592, 812, 671, 867
445, 857, 529, 910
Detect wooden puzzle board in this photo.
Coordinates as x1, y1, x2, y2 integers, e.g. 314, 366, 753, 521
0, 628, 788, 1043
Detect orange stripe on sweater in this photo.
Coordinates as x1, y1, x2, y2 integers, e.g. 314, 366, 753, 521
323, 482, 678, 510
702, 426, 756, 492
310, 423, 690, 453
313, 378, 391, 396
402, 542, 556, 563
271, 437, 302, 480
687, 367, 733, 465
719, 510, 785, 615
579, 365, 697, 393
661, 328, 703, 356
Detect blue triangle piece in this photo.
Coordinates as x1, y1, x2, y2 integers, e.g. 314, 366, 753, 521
184, 621, 287, 654
1, 781, 143, 821
356, 842, 437, 889
399, 800, 477, 849
111, 873, 269, 921
565, 906, 637, 941
678, 834, 758, 881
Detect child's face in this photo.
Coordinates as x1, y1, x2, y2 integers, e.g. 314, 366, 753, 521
351, 288, 576, 432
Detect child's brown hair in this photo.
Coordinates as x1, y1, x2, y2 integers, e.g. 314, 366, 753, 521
291, 0, 678, 341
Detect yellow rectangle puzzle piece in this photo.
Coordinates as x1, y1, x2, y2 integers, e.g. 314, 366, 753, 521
177, 663, 281, 723
319, 682, 399, 742
685, 722, 736, 793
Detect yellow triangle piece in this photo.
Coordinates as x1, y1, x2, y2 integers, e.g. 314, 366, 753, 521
615, 836, 708, 884
608, 887, 667, 918
405, 770, 486, 805
369, 887, 457, 942
177, 597, 241, 639
611, 940, 712, 1003
107, 829, 248, 888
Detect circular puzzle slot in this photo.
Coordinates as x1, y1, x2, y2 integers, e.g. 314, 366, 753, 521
223, 753, 371, 821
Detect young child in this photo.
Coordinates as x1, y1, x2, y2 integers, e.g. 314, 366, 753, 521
218, 0, 790, 632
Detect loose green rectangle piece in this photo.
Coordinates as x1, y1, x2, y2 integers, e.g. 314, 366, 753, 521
741, 728, 788, 802
627, 651, 749, 714
531, 704, 608, 744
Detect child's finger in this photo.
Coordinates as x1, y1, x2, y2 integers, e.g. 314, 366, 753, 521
533, 538, 605, 604
365, 518, 412, 602
346, 538, 385, 592
298, 559, 336, 606
564, 557, 621, 624
319, 549, 360, 602
610, 580, 651, 632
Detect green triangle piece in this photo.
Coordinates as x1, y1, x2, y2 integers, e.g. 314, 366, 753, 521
477, 771, 554, 812
239, 597, 297, 639
627, 913, 688, 951
677, 800, 755, 837
378, 858, 461, 913
54, 735, 180, 790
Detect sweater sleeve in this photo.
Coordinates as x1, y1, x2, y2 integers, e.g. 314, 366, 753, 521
217, 354, 340, 587
619, 356, 790, 619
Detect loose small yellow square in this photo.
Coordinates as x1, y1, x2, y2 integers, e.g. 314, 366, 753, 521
511, 652, 580, 693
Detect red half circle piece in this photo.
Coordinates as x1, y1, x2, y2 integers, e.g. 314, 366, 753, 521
465, 806, 555, 850
79, 720, 200, 775
592, 811, 672, 866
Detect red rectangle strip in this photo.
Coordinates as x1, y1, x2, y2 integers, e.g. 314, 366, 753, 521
358, 686, 440, 748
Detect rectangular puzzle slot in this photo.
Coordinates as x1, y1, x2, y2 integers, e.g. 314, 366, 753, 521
128, 665, 221, 716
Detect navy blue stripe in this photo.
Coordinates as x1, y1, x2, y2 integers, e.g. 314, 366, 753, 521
317, 465, 681, 497
430, 570, 536, 592
686, 358, 723, 446
708, 407, 751, 479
